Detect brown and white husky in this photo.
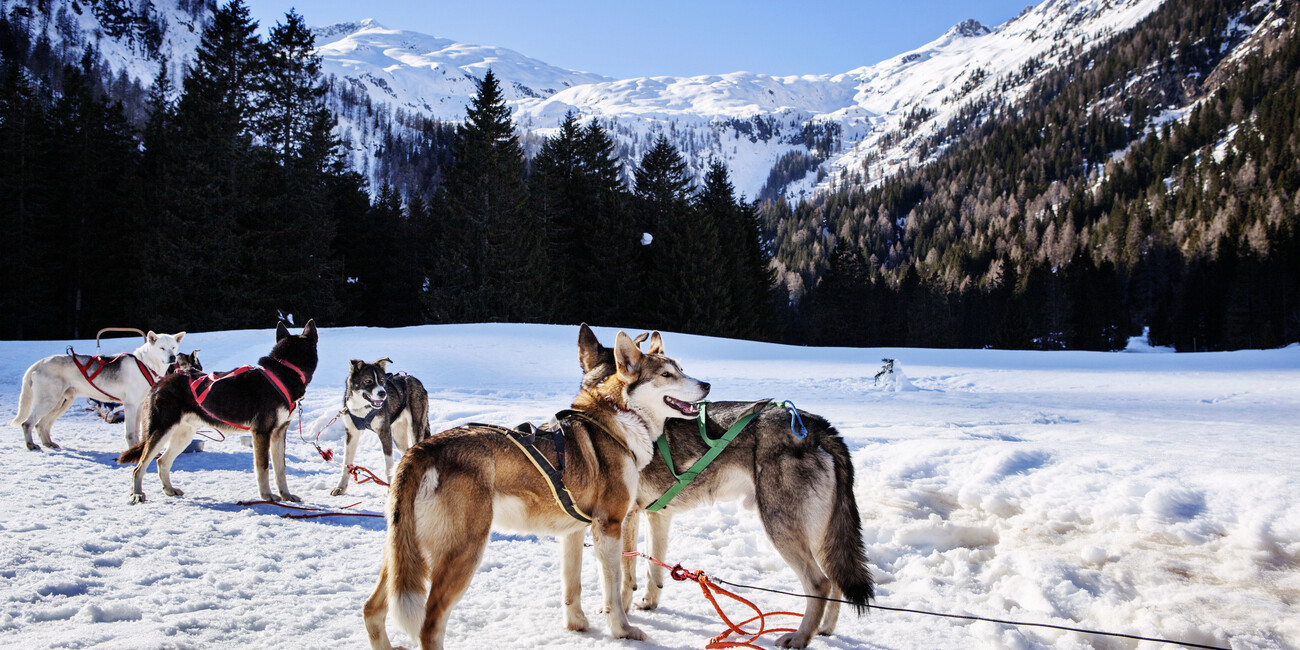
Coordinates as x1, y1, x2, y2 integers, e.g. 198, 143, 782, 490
362, 330, 710, 649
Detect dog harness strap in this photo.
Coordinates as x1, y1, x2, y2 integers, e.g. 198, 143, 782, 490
347, 408, 380, 431
67, 347, 122, 401
274, 358, 308, 385
552, 409, 632, 457
505, 431, 591, 523
189, 367, 255, 431
472, 423, 592, 524
127, 354, 158, 386
646, 400, 775, 513
259, 367, 295, 408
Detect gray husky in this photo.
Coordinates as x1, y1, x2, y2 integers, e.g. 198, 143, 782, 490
331, 358, 431, 495
577, 325, 873, 649
12, 331, 186, 450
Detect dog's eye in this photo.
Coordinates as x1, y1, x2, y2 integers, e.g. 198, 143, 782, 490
661, 372, 672, 378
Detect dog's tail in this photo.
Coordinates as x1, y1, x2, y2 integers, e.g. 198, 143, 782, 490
408, 377, 431, 442
388, 451, 434, 641
11, 363, 37, 426
816, 423, 874, 613
117, 440, 146, 464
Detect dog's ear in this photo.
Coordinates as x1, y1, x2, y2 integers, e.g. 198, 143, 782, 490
276, 322, 290, 341
578, 323, 604, 372
647, 331, 664, 355
350, 359, 365, 371
633, 332, 649, 347
147, 331, 158, 344
174, 332, 186, 343
614, 331, 643, 379
302, 319, 318, 342
375, 357, 392, 370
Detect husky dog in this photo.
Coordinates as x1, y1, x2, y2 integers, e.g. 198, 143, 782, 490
332, 358, 431, 495
577, 325, 873, 649
363, 331, 710, 650
118, 321, 319, 504
173, 349, 203, 375
86, 351, 203, 424
12, 331, 186, 450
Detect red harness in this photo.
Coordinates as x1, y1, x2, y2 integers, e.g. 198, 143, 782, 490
188, 359, 306, 432
68, 348, 159, 401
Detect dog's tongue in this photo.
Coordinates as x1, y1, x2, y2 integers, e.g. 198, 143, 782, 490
665, 396, 699, 416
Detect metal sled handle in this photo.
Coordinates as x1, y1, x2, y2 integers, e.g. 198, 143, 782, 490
96, 327, 147, 351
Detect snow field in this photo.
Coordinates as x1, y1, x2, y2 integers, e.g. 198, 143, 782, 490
1, 323, 1297, 649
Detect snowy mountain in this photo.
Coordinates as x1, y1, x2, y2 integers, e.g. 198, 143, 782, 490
1, 0, 210, 92
312, 0, 1167, 199
6, 0, 1223, 200
313, 19, 611, 115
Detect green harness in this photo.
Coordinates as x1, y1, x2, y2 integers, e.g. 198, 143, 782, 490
646, 399, 783, 512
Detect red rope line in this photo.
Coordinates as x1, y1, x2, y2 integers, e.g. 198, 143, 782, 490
236, 500, 383, 519
623, 552, 800, 649
297, 410, 391, 488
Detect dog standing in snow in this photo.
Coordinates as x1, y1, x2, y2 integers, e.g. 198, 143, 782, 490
12, 331, 186, 450
332, 358, 431, 495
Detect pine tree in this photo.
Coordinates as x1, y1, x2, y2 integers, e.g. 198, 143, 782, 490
434, 69, 538, 322
0, 62, 47, 339
633, 135, 694, 329
530, 112, 635, 324
145, 0, 265, 329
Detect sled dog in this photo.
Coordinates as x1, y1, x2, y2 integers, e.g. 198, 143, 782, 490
12, 331, 186, 450
332, 358, 431, 495
363, 331, 710, 649
86, 351, 203, 424
119, 321, 318, 504
577, 325, 874, 648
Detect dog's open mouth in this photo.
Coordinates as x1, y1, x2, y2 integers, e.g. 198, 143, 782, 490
664, 396, 700, 416
367, 396, 384, 408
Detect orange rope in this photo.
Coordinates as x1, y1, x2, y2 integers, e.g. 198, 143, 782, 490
623, 552, 801, 649
348, 464, 390, 487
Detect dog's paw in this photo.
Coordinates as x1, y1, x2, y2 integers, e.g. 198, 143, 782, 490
42, 441, 60, 449
281, 493, 301, 503
262, 493, 281, 502
775, 631, 812, 648
634, 596, 659, 611
329, 487, 347, 496
163, 487, 184, 497
565, 610, 589, 632
26, 442, 41, 451
130, 493, 146, 505
613, 624, 646, 641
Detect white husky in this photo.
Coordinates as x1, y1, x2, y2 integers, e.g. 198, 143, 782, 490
12, 332, 185, 450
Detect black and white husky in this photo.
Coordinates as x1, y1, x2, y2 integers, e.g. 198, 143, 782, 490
331, 358, 431, 495
118, 321, 318, 504
12, 331, 186, 450
577, 325, 874, 649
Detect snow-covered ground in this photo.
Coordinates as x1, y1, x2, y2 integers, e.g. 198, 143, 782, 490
1, 323, 1297, 649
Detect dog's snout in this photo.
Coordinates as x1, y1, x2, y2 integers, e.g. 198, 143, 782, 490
700, 381, 711, 394
376, 389, 387, 399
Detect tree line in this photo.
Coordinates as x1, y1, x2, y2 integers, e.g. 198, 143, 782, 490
0, 1, 777, 342
766, 0, 1300, 351
4, 0, 1297, 352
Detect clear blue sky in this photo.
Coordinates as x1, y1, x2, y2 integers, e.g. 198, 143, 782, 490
242, 0, 1036, 79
